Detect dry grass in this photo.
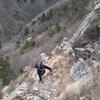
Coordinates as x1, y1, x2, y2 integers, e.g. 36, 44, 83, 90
52, 56, 73, 95
1, 86, 10, 96
63, 47, 74, 57
58, 81, 88, 100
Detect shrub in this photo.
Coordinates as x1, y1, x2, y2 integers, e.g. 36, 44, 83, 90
21, 41, 31, 50
31, 40, 36, 46
20, 39, 35, 54
47, 9, 53, 20
32, 20, 36, 25
75, 7, 86, 18
30, 0, 34, 2
16, 40, 20, 48
62, 4, 68, 11
55, 22, 61, 33
84, 18, 100, 41
23, 0, 27, 3
20, 68, 24, 74
0, 43, 2, 49
0, 57, 16, 86
62, 26, 66, 32
31, 29, 34, 33
48, 29, 55, 37
40, 13, 46, 23
19, 49, 25, 54
24, 27, 29, 36
84, 26, 99, 41
17, 0, 20, 2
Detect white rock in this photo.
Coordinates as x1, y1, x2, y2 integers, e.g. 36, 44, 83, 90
40, 53, 49, 61
95, 2, 100, 11
34, 96, 41, 100
33, 87, 38, 91
4, 83, 30, 100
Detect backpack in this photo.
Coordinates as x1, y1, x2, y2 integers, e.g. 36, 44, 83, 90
37, 62, 45, 75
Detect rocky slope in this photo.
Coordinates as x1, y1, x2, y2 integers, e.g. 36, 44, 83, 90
0, 0, 93, 90
0, 0, 100, 100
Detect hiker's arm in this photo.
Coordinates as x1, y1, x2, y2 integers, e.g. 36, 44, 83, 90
43, 65, 52, 72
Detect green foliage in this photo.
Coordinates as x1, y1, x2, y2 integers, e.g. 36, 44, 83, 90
19, 49, 25, 54
20, 39, 36, 54
31, 29, 34, 33
62, 26, 66, 32
16, 40, 20, 48
45, 0, 49, 2
67, 6, 86, 22
17, 0, 20, 2
0, 57, 16, 86
0, 43, 2, 49
84, 26, 99, 41
55, 22, 61, 33
17, 0, 27, 3
30, 0, 34, 2
47, 9, 53, 20
24, 27, 29, 36
31, 40, 36, 46
74, 7, 86, 18
62, 4, 68, 11
32, 21, 36, 25
21, 41, 31, 50
48, 29, 55, 37
40, 13, 46, 23
84, 18, 100, 41
20, 68, 24, 74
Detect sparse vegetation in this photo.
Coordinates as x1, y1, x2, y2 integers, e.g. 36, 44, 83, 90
20, 39, 36, 54
47, 9, 53, 20
0, 57, 16, 86
84, 18, 100, 41
48, 28, 55, 37
62, 26, 66, 32
20, 68, 24, 74
62, 4, 68, 11
31, 29, 34, 33
24, 27, 29, 36
0, 43, 2, 49
55, 22, 61, 33
67, 6, 86, 21
74, 7, 86, 18
17, 0, 27, 3
30, 0, 34, 2
40, 13, 46, 23
16, 40, 20, 48
32, 20, 36, 25
84, 26, 99, 41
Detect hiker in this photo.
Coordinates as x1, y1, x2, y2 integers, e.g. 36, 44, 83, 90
35, 62, 53, 83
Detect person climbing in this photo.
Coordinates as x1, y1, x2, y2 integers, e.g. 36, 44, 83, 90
35, 62, 53, 83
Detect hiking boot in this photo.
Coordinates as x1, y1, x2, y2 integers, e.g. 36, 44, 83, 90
39, 80, 44, 84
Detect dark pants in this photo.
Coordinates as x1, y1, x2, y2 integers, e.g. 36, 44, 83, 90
37, 69, 45, 81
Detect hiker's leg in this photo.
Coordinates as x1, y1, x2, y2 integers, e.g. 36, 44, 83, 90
37, 71, 42, 81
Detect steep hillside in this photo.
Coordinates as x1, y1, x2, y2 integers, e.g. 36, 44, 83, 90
0, 0, 100, 100
0, 0, 95, 91
0, 0, 60, 43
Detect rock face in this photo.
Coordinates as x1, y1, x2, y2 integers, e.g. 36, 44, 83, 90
70, 58, 91, 81
1, 0, 100, 100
